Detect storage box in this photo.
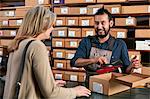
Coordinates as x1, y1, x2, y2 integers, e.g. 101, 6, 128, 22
0, 39, 12, 46
65, 50, 76, 59
65, 39, 80, 48
52, 38, 65, 47
2, 10, 15, 17
78, 72, 86, 82
79, 17, 94, 26
115, 17, 137, 26
52, 70, 65, 80
54, 7, 69, 15
54, 60, 67, 69
69, 7, 87, 15
53, 49, 66, 58
68, 28, 81, 37
110, 28, 128, 38
122, 5, 150, 14
55, 17, 66, 26
64, 71, 79, 81
52, 27, 67, 37
104, 4, 121, 14
97, 0, 127, 3
15, 7, 30, 17
25, 0, 50, 6
89, 73, 130, 95
65, 0, 96, 4
66, 17, 79, 26
82, 28, 95, 37
135, 29, 150, 38
9, 19, 22, 26
3, 30, 17, 36
0, 30, 4, 36
87, 4, 103, 15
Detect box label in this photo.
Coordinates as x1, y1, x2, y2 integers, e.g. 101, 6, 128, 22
58, 31, 65, 36
68, 31, 75, 37
70, 75, 77, 81
68, 20, 75, 25
56, 41, 63, 47
2, 21, 8, 26
86, 0, 94, 2
111, 7, 120, 14
93, 8, 99, 14
133, 68, 142, 74
9, 11, 15, 17
82, 20, 90, 26
0, 57, 2, 63
61, 7, 68, 14
70, 41, 77, 47
72, 67, 79, 70
80, 8, 87, 14
38, 0, 44, 4
93, 82, 103, 94
54, 0, 60, 3
56, 52, 63, 58
86, 31, 94, 36
67, 53, 75, 59
10, 30, 16, 36
148, 6, 150, 13
0, 31, 3, 36
16, 19, 22, 26
126, 17, 134, 25
55, 74, 62, 79
117, 32, 125, 38
56, 20, 63, 25
57, 63, 63, 68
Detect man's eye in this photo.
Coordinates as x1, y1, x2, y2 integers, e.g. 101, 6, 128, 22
95, 22, 99, 25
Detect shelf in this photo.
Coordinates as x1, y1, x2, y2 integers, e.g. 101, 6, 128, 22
0, 26, 20, 29
52, 68, 85, 72
0, 36, 15, 39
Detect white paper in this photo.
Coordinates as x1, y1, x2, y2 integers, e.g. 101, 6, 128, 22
72, 67, 79, 70
0, 57, 2, 63
2, 21, 8, 26
68, 31, 75, 37
93, 8, 99, 14
67, 53, 75, 59
0, 51, 2, 55
148, 6, 150, 12
70, 41, 77, 47
56, 20, 63, 25
4, 11, 9, 16
68, 20, 75, 25
9, 11, 15, 16
58, 31, 65, 36
56, 63, 63, 68
133, 68, 142, 74
70, 75, 77, 81
93, 82, 103, 94
126, 17, 134, 25
38, 0, 44, 4
61, 7, 68, 14
54, 0, 60, 3
56, 52, 63, 58
86, 31, 94, 36
111, 7, 119, 14
56, 41, 63, 47
82, 20, 89, 26
86, 0, 93, 2
10, 31, 16, 36
55, 74, 62, 79
80, 8, 87, 14
16, 19, 22, 25
117, 32, 125, 38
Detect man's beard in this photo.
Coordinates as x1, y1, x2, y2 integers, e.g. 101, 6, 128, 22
95, 27, 110, 38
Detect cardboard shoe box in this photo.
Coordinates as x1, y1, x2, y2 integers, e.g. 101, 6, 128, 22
69, 7, 87, 15
78, 72, 86, 82
122, 5, 150, 14
52, 38, 65, 48
104, 4, 121, 14
135, 29, 150, 38
52, 27, 67, 37
66, 17, 79, 26
53, 49, 66, 58
97, 0, 127, 3
52, 70, 65, 80
55, 17, 66, 26
110, 28, 128, 38
87, 4, 104, 15
54, 59, 67, 69
25, 0, 50, 6
64, 71, 79, 81
68, 28, 81, 37
115, 17, 137, 26
65, 39, 80, 48
89, 73, 130, 95
79, 17, 94, 26
65, 50, 76, 59
82, 28, 95, 37
65, 0, 96, 4
54, 7, 69, 15
15, 7, 30, 17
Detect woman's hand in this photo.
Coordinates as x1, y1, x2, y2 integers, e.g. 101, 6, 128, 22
73, 86, 91, 97
55, 80, 66, 87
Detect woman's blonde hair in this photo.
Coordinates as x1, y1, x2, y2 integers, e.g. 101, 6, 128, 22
8, 5, 56, 52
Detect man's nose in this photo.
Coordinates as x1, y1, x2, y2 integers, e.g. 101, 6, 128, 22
97, 23, 103, 29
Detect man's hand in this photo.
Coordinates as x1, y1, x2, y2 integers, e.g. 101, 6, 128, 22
55, 80, 66, 87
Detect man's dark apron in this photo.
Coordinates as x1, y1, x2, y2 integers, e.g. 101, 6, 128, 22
84, 36, 115, 87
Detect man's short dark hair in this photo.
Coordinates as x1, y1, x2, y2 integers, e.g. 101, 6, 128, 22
95, 8, 112, 21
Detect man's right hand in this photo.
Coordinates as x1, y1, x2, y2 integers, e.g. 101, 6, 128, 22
73, 86, 91, 97
93, 57, 108, 64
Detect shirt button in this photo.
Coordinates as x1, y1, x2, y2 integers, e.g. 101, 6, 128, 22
112, 56, 114, 58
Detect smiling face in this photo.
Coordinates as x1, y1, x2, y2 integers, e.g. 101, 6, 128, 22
94, 13, 113, 39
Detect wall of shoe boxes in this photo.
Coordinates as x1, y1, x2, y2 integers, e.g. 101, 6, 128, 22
0, 0, 150, 82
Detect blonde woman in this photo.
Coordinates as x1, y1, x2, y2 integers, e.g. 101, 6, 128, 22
3, 6, 91, 99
